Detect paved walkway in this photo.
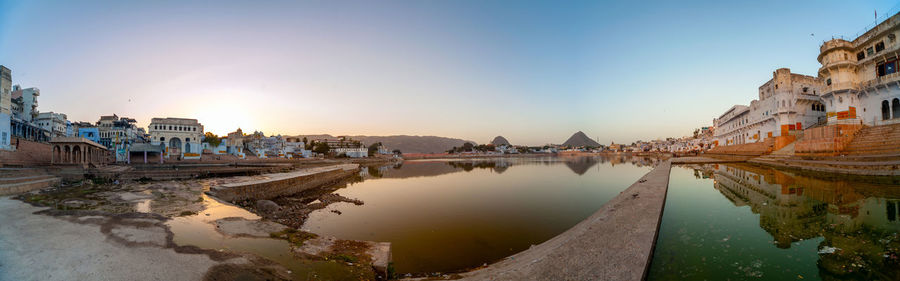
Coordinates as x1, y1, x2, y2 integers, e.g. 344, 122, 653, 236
0, 197, 226, 281
458, 161, 673, 281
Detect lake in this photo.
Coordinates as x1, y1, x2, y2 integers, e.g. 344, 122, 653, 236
301, 156, 658, 274
649, 163, 900, 280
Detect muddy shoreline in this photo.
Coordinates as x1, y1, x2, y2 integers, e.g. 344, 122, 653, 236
6, 162, 394, 280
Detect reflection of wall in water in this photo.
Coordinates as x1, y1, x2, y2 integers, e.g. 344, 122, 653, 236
711, 164, 826, 248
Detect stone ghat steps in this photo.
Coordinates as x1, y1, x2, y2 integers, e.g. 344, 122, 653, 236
0, 175, 57, 185
0, 168, 50, 178
0, 169, 61, 196
842, 123, 900, 155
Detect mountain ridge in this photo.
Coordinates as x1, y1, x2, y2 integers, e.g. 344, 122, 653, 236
562, 131, 601, 147
289, 134, 476, 154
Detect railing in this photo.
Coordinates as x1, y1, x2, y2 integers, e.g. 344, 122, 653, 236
850, 4, 900, 41
861, 71, 900, 89
821, 4, 900, 45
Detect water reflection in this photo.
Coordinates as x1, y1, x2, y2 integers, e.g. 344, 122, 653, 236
358, 155, 663, 180
650, 163, 900, 280
304, 155, 658, 275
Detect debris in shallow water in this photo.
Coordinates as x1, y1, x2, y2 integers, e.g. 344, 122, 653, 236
818, 246, 839, 254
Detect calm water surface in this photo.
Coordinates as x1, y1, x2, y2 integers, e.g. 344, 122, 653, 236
302, 156, 657, 274
649, 164, 900, 281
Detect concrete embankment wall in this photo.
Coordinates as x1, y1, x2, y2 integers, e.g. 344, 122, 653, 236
457, 161, 672, 281
206, 164, 359, 202
0, 138, 52, 167
794, 124, 863, 156
706, 138, 775, 156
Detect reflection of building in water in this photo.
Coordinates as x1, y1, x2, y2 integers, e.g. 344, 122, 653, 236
711, 164, 826, 248
705, 163, 900, 278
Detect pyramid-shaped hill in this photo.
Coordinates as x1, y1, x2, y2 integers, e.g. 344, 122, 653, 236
562, 131, 601, 147
491, 136, 511, 146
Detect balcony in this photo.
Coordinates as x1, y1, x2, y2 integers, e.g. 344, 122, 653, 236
861, 71, 900, 89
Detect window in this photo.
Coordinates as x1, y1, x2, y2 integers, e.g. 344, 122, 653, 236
826, 78, 832, 85
876, 41, 885, 52
868, 47, 875, 55
160, 137, 165, 141
857, 51, 865, 60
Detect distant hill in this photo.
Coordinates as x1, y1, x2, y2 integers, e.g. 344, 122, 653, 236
490, 136, 510, 146
290, 134, 475, 154
562, 131, 601, 147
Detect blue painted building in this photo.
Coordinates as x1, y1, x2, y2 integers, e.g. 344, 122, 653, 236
78, 127, 100, 143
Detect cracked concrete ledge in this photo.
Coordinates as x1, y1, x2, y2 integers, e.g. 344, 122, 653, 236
456, 160, 673, 281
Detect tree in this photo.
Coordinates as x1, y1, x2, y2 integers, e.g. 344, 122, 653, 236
461, 142, 474, 152
392, 149, 402, 155
368, 142, 382, 157
204, 132, 222, 147
313, 142, 331, 154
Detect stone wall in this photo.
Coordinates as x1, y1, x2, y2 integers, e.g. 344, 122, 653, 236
794, 124, 863, 156
207, 164, 359, 202
706, 138, 775, 156
0, 137, 51, 167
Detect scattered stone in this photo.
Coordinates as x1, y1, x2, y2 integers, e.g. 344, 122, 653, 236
256, 200, 282, 215
214, 217, 288, 238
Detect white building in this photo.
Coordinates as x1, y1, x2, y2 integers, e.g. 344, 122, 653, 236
0, 65, 11, 150
226, 128, 246, 158
333, 147, 367, 158
148, 117, 204, 160
284, 137, 312, 158
10, 85, 38, 123
818, 11, 900, 126
35, 112, 68, 138
714, 68, 826, 146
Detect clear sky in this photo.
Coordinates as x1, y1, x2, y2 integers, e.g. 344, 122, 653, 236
0, 0, 897, 145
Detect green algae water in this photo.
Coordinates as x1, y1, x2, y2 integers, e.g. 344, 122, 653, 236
649, 163, 900, 281
301, 156, 657, 275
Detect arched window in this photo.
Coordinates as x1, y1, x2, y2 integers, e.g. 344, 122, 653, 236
882, 100, 890, 120
160, 137, 166, 142
893, 98, 900, 119
812, 104, 816, 111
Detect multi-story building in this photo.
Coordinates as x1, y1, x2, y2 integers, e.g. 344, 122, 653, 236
78, 127, 101, 143
96, 114, 140, 149
35, 112, 68, 138
714, 68, 826, 146
11, 85, 39, 123
9, 85, 48, 142
0, 65, 11, 150
148, 117, 204, 160
818, 11, 900, 126
284, 137, 311, 158
226, 128, 245, 157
